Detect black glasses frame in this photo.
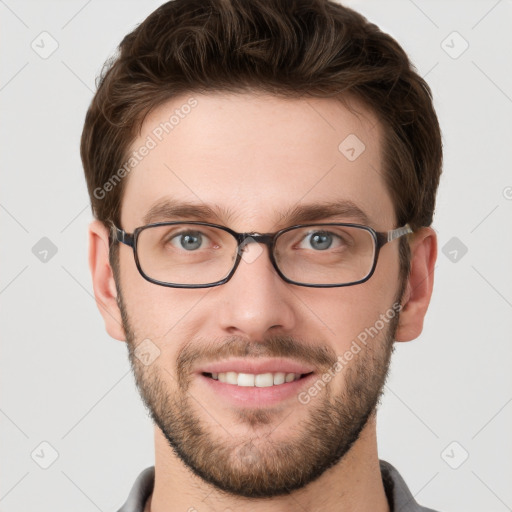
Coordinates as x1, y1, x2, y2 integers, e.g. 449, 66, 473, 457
112, 221, 413, 289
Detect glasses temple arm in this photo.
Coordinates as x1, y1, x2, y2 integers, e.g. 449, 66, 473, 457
108, 222, 135, 247
387, 223, 413, 243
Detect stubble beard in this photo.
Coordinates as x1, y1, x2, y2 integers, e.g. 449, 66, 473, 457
117, 280, 403, 498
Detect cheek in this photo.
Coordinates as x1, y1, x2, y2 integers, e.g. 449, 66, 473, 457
117, 256, 183, 340
307, 275, 400, 348
118, 262, 209, 370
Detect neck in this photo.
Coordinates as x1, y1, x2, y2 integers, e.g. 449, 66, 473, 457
146, 414, 389, 512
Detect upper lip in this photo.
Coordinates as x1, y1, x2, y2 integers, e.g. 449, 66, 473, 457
197, 358, 315, 375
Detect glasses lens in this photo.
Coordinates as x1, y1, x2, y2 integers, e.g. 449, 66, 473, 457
135, 223, 376, 287
136, 224, 238, 285
274, 225, 376, 285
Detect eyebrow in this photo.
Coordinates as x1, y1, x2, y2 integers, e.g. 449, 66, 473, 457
141, 198, 371, 229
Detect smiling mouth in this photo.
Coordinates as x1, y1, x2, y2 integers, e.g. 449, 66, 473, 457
202, 371, 314, 387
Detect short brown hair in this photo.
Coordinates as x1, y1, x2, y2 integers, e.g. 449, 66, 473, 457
80, 0, 442, 280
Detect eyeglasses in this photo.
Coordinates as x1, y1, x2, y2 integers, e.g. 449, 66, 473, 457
112, 221, 413, 288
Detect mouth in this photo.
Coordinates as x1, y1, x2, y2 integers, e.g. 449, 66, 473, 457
196, 358, 318, 407
198, 370, 317, 407
202, 371, 315, 387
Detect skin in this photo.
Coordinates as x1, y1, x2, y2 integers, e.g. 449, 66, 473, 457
88, 92, 437, 512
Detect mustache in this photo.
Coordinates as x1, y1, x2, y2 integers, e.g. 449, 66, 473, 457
176, 335, 338, 380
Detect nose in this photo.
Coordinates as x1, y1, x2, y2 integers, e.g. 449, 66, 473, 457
215, 241, 297, 339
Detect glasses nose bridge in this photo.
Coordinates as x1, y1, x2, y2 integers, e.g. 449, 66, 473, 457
237, 232, 275, 252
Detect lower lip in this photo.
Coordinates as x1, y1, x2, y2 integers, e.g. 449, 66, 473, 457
197, 373, 317, 407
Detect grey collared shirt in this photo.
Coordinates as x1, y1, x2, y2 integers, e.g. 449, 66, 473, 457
117, 460, 440, 512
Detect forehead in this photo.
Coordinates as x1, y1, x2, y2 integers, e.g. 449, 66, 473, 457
120, 92, 395, 232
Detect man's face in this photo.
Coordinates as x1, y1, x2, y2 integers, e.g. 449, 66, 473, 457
115, 92, 404, 497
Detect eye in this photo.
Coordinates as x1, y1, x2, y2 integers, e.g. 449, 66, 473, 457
168, 230, 207, 251
298, 230, 347, 251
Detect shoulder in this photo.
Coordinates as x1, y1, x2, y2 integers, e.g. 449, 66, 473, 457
380, 460, 441, 512
116, 466, 155, 512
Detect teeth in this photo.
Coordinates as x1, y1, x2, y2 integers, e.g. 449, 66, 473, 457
273, 372, 285, 385
209, 371, 303, 387
226, 371, 238, 385
238, 373, 255, 386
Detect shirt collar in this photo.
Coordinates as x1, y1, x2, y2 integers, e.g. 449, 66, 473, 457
117, 460, 438, 512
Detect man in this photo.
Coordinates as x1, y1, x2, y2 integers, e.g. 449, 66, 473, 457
81, 0, 442, 510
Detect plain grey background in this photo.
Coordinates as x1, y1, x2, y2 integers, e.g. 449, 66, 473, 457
1, 1, 511, 511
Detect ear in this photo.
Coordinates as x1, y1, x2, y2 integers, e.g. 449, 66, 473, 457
88, 220, 126, 341
395, 226, 437, 342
